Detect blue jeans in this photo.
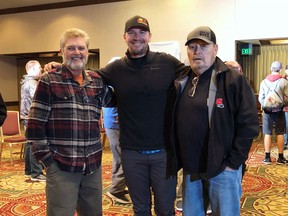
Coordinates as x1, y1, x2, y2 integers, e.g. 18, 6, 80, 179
23, 124, 43, 177
183, 166, 242, 216
24, 142, 43, 177
121, 149, 176, 216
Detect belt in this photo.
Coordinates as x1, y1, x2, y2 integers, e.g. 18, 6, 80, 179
137, 149, 162, 155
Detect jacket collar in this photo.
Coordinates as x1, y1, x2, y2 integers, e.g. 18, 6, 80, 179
174, 57, 229, 92
124, 47, 155, 66
176, 57, 229, 80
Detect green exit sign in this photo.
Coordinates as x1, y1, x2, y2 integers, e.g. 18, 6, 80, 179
240, 43, 253, 56
241, 48, 252, 55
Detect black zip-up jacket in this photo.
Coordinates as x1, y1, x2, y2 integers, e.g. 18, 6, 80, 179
98, 50, 186, 152
166, 57, 259, 178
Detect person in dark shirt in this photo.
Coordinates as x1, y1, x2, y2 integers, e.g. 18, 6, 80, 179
97, 16, 186, 216
0, 93, 7, 126
169, 26, 259, 216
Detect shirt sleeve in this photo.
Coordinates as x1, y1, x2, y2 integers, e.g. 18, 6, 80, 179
26, 74, 53, 166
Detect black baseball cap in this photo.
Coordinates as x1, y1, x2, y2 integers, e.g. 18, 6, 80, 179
124, 15, 150, 32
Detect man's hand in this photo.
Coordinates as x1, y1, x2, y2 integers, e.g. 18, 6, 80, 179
44, 62, 61, 72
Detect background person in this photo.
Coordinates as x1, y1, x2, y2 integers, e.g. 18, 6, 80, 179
224, 60, 248, 178
258, 61, 288, 164
224, 60, 243, 73
103, 106, 131, 204
283, 65, 288, 150
168, 26, 259, 216
20, 60, 46, 182
27, 28, 111, 216
104, 57, 131, 204
0, 93, 7, 126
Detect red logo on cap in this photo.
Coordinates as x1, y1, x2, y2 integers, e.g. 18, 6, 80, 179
137, 18, 148, 26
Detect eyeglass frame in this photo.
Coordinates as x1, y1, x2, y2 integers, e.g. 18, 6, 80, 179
188, 76, 199, 97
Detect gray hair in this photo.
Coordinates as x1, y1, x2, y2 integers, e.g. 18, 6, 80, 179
25, 60, 40, 73
59, 28, 90, 50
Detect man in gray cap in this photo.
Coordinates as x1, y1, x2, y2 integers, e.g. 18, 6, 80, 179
167, 26, 259, 215
259, 61, 288, 165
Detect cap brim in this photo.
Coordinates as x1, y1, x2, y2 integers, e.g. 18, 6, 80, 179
185, 37, 213, 46
125, 26, 149, 32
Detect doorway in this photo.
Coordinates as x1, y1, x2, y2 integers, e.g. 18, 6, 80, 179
236, 39, 288, 93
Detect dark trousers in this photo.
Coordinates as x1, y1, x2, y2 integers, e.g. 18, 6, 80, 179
121, 149, 176, 216
46, 162, 102, 216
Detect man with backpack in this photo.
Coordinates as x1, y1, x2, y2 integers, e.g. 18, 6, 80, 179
259, 61, 288, 164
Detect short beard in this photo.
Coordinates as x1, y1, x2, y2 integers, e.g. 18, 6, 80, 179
130, 46, 148, 57
64, 57, 88, 74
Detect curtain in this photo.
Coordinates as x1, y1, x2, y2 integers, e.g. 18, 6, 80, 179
241, 45, 288, 93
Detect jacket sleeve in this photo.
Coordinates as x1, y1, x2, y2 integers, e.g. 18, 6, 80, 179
227, 75, 259, 169
0, 93, 7, 127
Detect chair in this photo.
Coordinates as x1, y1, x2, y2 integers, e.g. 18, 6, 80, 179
0, 111, 26, 164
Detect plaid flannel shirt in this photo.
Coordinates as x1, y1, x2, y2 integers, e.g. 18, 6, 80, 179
27, 66, 110, 175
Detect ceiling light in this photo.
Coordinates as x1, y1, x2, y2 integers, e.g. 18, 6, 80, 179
270, 39, 288, 45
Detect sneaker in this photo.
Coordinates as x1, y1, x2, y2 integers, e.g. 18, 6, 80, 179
277, 157, 288, 164
262, 158, 272, 165
175, 200, 212, 214
175, 200, 182, 211
107, 191, 131, 204
24, 174, 30, 178
206, 203, 212, 214
31, 174, 46, 182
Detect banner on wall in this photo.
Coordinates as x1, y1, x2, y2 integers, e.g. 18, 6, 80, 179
149, 41, 181, 60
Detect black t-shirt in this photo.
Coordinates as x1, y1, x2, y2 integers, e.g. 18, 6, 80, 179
176, 67, 212, 173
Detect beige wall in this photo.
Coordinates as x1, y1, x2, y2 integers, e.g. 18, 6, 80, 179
0, 0, 287, 102
0, 56, 18, 101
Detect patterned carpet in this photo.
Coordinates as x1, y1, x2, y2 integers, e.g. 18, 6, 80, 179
241, 140, 288, 216
0, 140, 287, 215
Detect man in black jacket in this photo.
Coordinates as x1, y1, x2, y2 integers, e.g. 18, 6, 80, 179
169, 26, 259, 216
98, 16, 186, 216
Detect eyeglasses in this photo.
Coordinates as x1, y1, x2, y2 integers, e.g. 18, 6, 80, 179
188, 76, 199, 97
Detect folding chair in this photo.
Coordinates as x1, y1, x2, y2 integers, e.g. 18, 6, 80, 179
0, 111, 26, 164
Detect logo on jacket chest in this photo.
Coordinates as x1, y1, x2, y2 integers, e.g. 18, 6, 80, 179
215, 98, 224, 108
